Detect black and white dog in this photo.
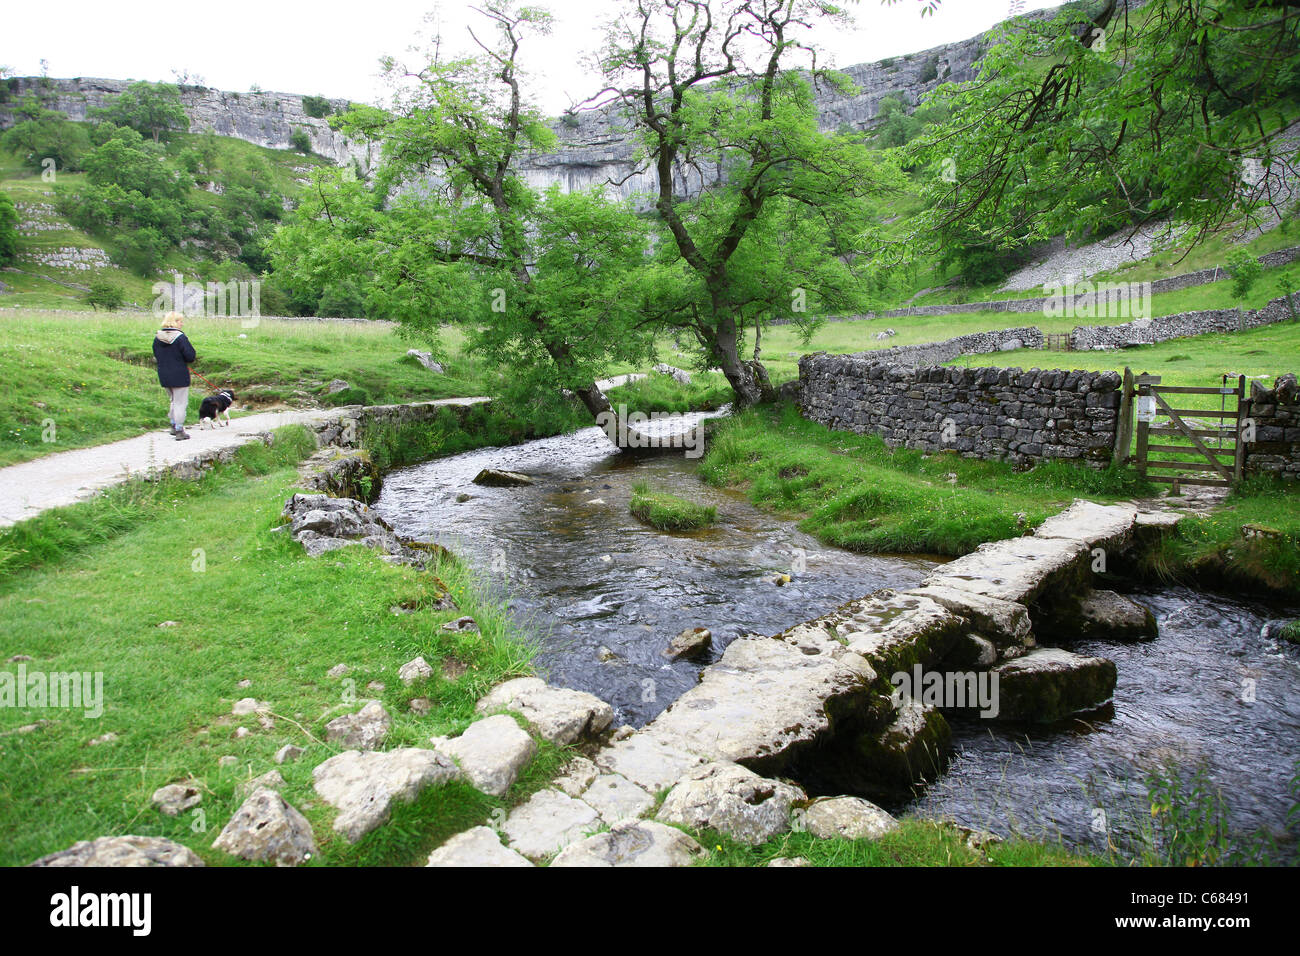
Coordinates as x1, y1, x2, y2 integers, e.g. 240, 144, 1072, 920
198, 389, 236, 428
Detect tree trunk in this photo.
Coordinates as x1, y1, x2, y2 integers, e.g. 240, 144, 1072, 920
714, 316, 775, 408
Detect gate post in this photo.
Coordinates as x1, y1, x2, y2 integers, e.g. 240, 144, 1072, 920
1113, 366, 1135, 466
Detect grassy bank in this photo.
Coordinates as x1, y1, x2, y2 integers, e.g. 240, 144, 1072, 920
700, 404, 1150, 556
1142, 474, 1300, 598
0, 423, 565, 867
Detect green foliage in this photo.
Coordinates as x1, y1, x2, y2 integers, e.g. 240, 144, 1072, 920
273, 8, 654, 410
1226, 247, 1262, 299
0, 102, 91, 172
629, 481, 718, 531
0, 192, 18, 265
918, 54, 940, 83
301, 94, 333, 118
289, 127, 311, 153
82, 276, 126, 311
96, 80, 189, 142
914, 0, 1300, 263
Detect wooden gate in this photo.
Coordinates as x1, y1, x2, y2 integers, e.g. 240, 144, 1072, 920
1128, 372, 1248, 489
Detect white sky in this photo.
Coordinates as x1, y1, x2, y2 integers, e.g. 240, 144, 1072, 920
4, 0, 1059, 115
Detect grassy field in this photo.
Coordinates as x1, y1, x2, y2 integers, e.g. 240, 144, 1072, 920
700, 404, 1150, 556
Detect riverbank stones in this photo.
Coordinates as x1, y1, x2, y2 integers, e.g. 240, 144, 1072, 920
476, 678, 614, 746
431, 714, 536, 796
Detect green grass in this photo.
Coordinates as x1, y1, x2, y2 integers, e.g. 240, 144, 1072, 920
0, 310, 493, 466
696, 819, 1101, 867
604, 371, 734, 413
629, 480, 718, 531
700, 404, 1151, 556
0, 426, 570, 867
1142, 473, 1300, 597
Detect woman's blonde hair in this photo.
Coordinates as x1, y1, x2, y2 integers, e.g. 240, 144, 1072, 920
161, 311, 184, 329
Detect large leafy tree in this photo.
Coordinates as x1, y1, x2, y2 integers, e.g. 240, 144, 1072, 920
97, 80, 190, 143
594, 0, 901, 406
913, 0, 1300, 259
271, 3, 656, 420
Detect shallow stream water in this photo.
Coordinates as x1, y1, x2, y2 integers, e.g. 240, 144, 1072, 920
376, 426, 1300, 852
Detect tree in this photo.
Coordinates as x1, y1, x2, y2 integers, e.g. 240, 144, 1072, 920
593, 0, 901, 406
301, 95, 333, 118
1226, 247, 1262, 299
913, 0, 1300, 261
83, 276, 126, 310
0, 100, 91, 172
290, 127, 311, 153
0, 193, 18, 265
272, 3, 656, 422
98, 80, 190, 143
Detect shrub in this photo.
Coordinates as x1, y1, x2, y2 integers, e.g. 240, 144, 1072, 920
1226, 247, 1262, 299
629, 481, 717, 531
301, 95, 332, 119
918, 55, 940, 83
289, 127, 311, 153
0, 193, 18, 265
83, 276, 126, 311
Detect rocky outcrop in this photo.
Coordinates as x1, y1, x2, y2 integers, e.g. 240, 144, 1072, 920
280, 494, 425, 562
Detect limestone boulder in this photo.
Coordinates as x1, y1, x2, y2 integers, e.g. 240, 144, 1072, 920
657, 762, 805, 846
431, 714, 536, 797
475, 677, 614, 746
212, 787, 317, 866
324, 701, 391, 751
472, 469, 534, 488
312, 748, 461, 842
663, 627, 712, 661
550, 821, 705, 868
30, 836, 205, 867
152, 783, 202, 817
593, 731, 708, 793
1075, 589, 1157, 641
799, 796, 898, 841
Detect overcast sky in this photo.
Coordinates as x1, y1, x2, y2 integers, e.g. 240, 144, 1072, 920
5, 0, 1059, 115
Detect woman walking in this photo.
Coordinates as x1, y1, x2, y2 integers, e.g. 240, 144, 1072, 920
152, 312, 197, 440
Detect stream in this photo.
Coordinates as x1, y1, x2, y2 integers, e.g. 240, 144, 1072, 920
376, 424, 1300, 853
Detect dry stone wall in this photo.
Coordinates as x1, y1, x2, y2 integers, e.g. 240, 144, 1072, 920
798, 354, 1122, 467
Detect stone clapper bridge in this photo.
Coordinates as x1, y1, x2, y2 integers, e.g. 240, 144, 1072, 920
34, 496, 1175, 867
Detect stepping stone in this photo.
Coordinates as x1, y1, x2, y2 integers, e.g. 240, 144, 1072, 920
502, 789, 600, 861
1033, 499, 1137, 550
550, 821, 705, 868
432, 715, 536, 796
990, 648, 1117, 722
799, 796, 898, 841
313, 748, 461, 842
426, 827, 534, 867
324, 701, 391, 750
212, 788, 317, 866
476, 677, 614, 746
657, 762, 805, 846
580, 773, 654, 825
554, 756, 599, 797
594, 731, 707, 793
30, 836, 205, 868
